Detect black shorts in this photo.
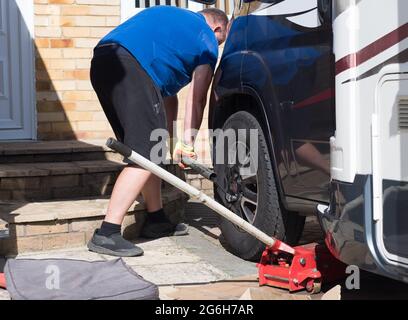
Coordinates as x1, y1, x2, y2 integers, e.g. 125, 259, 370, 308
90, 44, 167, 163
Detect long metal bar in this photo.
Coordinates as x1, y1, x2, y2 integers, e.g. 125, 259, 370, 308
106, 138, 288, 249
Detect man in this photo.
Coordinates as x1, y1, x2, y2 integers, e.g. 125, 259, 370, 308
88, 6, 229, 257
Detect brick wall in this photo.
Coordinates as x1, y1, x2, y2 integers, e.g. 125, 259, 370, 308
33, 0, 212, 167
34, 0, 120, 140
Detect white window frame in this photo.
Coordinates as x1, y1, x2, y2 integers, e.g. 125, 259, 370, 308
121, 0, 204, 22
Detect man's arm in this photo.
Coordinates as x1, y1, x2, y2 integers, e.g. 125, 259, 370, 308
164, 95, 178, 138
183, 64, 214, 145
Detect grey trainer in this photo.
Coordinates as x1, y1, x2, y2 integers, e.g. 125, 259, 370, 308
87, 230, 144, 257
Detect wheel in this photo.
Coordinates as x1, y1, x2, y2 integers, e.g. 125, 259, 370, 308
213, 111, 305, 261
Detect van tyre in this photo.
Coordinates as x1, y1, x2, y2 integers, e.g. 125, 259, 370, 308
213, 111, 305, 261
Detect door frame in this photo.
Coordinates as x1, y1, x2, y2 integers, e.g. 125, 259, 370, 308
373, 72, 408, 268
17, 0, 36, 140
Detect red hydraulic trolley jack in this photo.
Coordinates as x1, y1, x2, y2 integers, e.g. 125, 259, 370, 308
107, 138, 347, 294
258, 242, 346, 293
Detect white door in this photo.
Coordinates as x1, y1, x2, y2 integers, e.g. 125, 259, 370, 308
0, 0, 35, 140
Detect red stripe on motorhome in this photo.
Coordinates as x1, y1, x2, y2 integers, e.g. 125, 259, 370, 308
335, 23, 408, 75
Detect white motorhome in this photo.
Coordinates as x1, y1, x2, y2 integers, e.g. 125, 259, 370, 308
320, 0, 408, 281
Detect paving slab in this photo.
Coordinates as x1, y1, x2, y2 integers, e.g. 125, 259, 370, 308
134, 262, 230, 286
172, 228, 257, 278
122, 247, 201, 267
16, 247, 106, 262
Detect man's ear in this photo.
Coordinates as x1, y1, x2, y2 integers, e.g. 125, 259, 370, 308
214, 26, 222, 34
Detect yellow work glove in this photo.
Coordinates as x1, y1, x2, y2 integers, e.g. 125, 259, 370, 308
172, 141, 197, 169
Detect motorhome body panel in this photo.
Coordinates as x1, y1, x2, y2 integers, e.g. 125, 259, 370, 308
321, 0, 408, 281
331, 0, 408, 182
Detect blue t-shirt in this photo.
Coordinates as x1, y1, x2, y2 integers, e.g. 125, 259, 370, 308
99, 6, 219, 97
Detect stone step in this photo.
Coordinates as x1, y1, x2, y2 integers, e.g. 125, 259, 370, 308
0, 159, 125, 201
0, 161, 188, 201
0, 189, 189, 255
0, 140, 121, 163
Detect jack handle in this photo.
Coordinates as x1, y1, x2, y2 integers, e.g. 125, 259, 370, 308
181, 157, 217, 181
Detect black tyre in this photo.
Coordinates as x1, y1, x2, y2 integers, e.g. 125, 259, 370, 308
213, 111, 305, 261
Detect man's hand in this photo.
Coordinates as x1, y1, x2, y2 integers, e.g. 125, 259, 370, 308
173, 141, 197, 169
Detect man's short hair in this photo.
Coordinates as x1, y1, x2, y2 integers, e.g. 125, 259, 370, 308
200, 8, 229, 27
